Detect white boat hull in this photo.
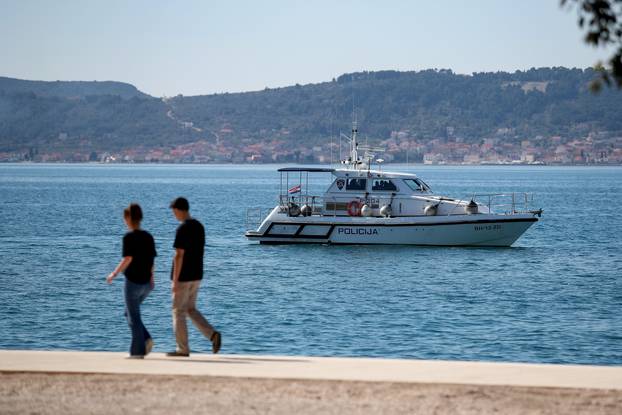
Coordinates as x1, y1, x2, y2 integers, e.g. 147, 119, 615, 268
246, 209, 539, 247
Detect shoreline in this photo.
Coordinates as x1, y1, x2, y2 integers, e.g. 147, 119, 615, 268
1, 351, 621, 414
1, 161, 622, 167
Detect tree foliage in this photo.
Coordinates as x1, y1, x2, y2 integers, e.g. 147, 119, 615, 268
562, 0, 622, 90
0, 77, 147, 99
169, 68, 622, 144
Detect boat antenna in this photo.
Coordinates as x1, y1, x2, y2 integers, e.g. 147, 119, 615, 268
330, 133, 333, 166
351, 74, 356, 121
351, 115, 359, 167
330, 113, 334, 166
338, 130, 342, 162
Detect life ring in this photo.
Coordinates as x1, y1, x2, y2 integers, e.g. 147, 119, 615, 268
347, 200, 362, 216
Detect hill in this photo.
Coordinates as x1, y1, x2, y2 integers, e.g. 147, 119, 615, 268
0, 77, 149, 99
168, 67, 622, 143
1, 68, 621, 163
0, 77, 192, 158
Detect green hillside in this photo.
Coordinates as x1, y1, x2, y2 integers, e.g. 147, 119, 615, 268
0, 68, 621, 162
0, 77, 148, 99
168, 67, 622, 144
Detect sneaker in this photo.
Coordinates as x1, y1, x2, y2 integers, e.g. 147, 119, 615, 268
166, 351, 190, 357
127, 355, 144, 359
145, 338, 153, 356
211, 331, 221, 354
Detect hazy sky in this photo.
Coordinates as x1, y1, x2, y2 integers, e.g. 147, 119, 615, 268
0, 0, 612, 97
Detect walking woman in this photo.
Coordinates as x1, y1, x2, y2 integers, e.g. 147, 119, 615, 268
106, 203, 157, 359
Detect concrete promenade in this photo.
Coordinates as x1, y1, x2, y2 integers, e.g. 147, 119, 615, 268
1, 350, 621, 389
1, 350, 621, 414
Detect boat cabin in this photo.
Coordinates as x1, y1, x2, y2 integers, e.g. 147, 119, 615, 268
277, 167, 480, 218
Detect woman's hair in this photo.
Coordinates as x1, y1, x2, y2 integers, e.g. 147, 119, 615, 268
123, 203, 143, 225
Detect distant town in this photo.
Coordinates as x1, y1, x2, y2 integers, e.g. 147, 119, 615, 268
2, 127, 621, 165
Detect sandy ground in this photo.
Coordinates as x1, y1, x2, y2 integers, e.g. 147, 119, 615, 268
1, 372, 621, 415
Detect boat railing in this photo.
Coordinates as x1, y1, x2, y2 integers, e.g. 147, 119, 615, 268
468, 192, 535, 215
278, 192, 538, 217
279, 194, 327, 216
278, 194, 425, 217
245, 207, 269, 231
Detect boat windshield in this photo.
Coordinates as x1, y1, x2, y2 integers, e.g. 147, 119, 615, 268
403, 178, 431, 192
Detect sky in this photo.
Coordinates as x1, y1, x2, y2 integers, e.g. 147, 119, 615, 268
0, 0, 613, 97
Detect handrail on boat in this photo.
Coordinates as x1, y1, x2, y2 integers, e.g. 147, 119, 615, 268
276, 192, 536, 217
474, 192, 534, 214
245, 207, 267, 231
445, 192, 534, 215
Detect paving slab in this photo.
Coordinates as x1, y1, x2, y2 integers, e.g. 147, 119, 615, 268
1, 350, 621, 390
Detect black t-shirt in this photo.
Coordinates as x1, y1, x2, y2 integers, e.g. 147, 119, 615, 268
172, 218, 205, 281
122, 230, 157, 284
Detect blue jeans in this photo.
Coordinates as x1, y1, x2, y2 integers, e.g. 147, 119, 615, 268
124, 280, 152, 356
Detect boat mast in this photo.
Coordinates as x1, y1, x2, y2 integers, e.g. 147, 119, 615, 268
350, 117, 359, 167
342, 114, 383, 171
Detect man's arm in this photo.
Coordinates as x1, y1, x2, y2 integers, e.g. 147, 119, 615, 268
172, 248, 184, 292
150, 235, 157, 289
106, 256, 132, 284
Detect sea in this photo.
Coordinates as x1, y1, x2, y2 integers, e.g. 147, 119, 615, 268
0, 163, 621, 365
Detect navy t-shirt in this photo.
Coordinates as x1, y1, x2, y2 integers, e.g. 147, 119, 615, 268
172, 218, 205, 281
122, 230, 157, 284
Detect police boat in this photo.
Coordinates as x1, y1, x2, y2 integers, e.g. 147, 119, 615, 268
245, 125, 542, 246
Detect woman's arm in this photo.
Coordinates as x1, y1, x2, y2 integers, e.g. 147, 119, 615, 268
150, 264, 155, 289
106, 256, 132, 284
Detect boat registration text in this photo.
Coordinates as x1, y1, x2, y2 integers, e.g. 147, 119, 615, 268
474, 224, 502, 231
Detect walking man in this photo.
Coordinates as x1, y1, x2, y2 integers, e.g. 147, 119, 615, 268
167, 197, 221, 356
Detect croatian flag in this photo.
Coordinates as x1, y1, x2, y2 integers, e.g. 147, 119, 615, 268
288, 184, 301, 194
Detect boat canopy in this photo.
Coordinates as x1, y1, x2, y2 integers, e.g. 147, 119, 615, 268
277, 167, 335, 173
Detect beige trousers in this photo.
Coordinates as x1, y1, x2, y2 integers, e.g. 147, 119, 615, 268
172, 280, 215, 354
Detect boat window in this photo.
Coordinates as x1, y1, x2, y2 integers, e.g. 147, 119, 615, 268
345, 178, 367, 191
371, 179, 397, 191
404, 178, 431, 192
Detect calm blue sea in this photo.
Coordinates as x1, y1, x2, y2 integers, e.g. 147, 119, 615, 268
0, 164, 621, 365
